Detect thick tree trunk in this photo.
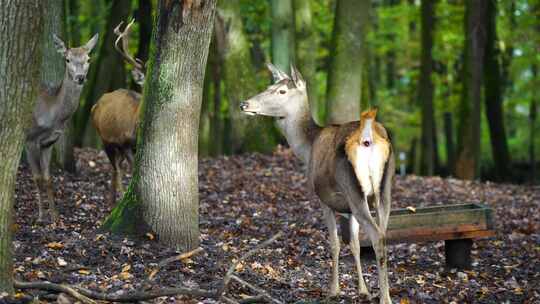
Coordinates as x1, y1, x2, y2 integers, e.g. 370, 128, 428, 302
326, 0, 370, 124
216, 0, 277, 154
444, 112, 456, 175
271, 0, 295, 72
0, 0, 43, 293
419, 0, 436, 176
455, 0, 487, 180
483, 0, 510, 180
74, 0, 131, 147
531, 65, 538, 183
103, 0, 216, 251
294, 0, 321, 124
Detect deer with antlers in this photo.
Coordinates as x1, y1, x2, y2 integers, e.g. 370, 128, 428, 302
26, 33, 99, 222
240, 64, 395, 303
91, 20, 145, 205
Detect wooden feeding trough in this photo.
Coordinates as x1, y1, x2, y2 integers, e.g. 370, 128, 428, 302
359, 203, 495, 269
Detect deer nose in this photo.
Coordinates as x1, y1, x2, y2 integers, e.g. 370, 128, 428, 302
239, 101, 248, 111
75, 75, 85, 84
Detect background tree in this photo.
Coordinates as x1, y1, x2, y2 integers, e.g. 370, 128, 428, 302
325, 0, 370, 124
455, 0, 487, 180
271, 0, 296, 72
0, 0, 43, 293
483, 0, 510, 180
418, 0, 436, 176
103, 0, 217, 250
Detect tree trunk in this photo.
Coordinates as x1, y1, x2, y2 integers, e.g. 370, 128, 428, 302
294, 0, 320, 124
216, 0, 278, 154
444, 112, 455, 175
271, 0, 295, 72
0, 0, 43, 293
103, 0, 216, 251
455, 0, 487, 180
531, 65, 538, 183
74, 0, 131, 147
67, 0, 80, 45
325, 0, 370, 124
419, 0, 436, 176
483, 0, 510, 180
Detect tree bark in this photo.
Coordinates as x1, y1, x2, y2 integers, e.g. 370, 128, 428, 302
444, 112, 455, 175
216, 0, 277, 154
294, 0, 320, 124
0, 0, 43, 293
483, 0, 510, 180
103, 0, 216, 251
455, 0, 487, 180
419, 0, 436, 176
325, 0, 370, 124
74, 0, 131, 147
270, 0, 295, 72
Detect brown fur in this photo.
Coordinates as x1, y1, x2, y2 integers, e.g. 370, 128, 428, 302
91, 88, 141, 204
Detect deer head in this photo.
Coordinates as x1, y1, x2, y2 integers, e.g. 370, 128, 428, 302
240, 63, 307, 120
53, 33, 99, 85
114, 19, 145, 87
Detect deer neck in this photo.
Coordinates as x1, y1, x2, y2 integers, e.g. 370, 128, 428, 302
56, 69, 83, 121
275, 94, 320, 164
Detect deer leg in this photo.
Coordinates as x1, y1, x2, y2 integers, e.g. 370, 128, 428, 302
104, 145, 120, 205
322, 204, 340, 296
363, 220, 392, 304
26, 144, 46, 221
350, 215, 370, 296
41, 147, 58, 221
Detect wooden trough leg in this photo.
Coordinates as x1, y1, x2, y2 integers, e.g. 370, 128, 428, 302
445, 239, 472, 269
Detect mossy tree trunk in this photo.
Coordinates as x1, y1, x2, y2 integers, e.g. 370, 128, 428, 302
419, 0, 436, 176
455, 0, 487, 180
325, 0, 370, 124
74, 0, 131, 147
271, 0, 295, 73
0, 0, 43, 293
483, 0, 510, 180
216, 0, 277, 154
103, 0, 216, 251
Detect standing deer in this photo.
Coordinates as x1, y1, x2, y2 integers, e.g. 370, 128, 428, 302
91, 20, 145, 205
240, 64, 395, 303
26, 33, 99, 222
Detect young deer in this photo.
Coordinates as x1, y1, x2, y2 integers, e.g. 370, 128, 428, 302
91, 20, 145, 205
26, 33, 99, 222
240, 64, 395, 303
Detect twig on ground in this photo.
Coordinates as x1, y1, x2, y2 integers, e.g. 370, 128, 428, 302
239, 294, 267, 303
157, 246, 204, 268
219, 232, 283, 300
231, 275, 283, 304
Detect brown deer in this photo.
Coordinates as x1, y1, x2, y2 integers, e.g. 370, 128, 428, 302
91, 20, 145, 205
26, 33, 99, 222
240, 64, 395, 303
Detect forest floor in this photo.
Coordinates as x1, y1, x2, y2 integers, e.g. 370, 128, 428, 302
5, 147, 539, 303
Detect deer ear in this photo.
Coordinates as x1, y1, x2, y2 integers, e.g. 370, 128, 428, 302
52, 34, 67, 55
267, 63, 289, 83
290, 65, 305, 89
84, 33, 99, 53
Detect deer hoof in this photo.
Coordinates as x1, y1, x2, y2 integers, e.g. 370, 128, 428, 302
329, 286, 340, 297
50, 210, 60, 222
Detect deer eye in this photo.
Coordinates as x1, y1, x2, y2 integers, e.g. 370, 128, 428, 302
279, 90, 286, 94
66, 59, 70, 63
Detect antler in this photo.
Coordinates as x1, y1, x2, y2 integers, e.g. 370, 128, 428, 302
114, 20, 146, 85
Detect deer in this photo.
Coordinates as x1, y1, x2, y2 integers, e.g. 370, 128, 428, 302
240, 64, 395, 304
25, 33, 99, 222
91, 20, 145, 205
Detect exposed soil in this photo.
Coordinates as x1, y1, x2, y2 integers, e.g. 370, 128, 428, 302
5, 147, 540, 303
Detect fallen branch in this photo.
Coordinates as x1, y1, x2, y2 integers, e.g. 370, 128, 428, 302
14, 279, 216, 303
14, 280, 96, 304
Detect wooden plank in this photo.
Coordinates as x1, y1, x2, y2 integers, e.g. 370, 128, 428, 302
360, 229, 495, 246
